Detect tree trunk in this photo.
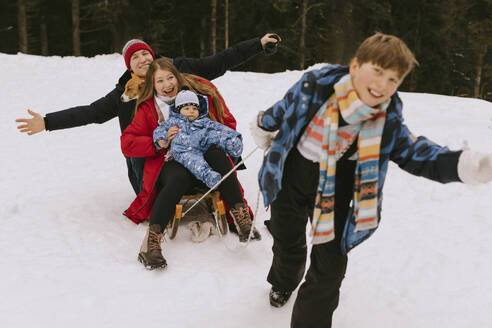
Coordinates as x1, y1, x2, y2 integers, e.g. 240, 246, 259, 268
17, 0, 28, 53
72, 0, 80, 56
473, 45, 486, 98
200, 17, 206, 57
408, 6, 423, 92
105, 1, 121, 54
40, 18, 48, 55
109, 25, 120, 53
333, 0, 353, 64
480, 82, 488, 99
299, 0, 308, 69
224, 0, 229, 49
210, 0, 217, 54
180, 30, 185, 56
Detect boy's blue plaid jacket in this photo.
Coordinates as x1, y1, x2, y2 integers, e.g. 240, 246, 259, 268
258, 65, 463, 254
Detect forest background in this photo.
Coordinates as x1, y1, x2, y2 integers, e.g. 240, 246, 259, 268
2, 0, 491, 101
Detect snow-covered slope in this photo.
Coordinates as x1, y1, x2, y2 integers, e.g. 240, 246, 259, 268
1, 53, 492, 328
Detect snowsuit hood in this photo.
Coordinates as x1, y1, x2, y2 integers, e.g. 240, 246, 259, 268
170, 93, 209, 119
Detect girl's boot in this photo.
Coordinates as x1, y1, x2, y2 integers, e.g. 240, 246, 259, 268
229, 203, 253, 242
138, 224, 167, 270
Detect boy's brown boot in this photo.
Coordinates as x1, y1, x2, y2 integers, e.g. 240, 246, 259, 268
138, 224, 167, 270
229, 203, 253, 242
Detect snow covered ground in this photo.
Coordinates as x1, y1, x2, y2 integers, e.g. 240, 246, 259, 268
1, 53, 492, 328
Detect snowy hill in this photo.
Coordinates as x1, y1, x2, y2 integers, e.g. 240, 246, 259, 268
1, 53, 492, 328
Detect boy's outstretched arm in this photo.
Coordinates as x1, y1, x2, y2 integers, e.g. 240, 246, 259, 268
457, 150, 492, 184
391, 122, 492, 185
390, 123, 462, 183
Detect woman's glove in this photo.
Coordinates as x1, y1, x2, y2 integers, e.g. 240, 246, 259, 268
249, 113, 277, 150
457, 150, 492, 184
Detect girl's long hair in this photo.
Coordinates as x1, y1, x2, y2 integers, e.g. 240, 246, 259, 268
135, 58, 229, 123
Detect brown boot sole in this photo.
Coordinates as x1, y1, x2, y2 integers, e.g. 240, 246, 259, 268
233, 222, 261, 242
235, 223, 249, 242
138, 254, 167, 270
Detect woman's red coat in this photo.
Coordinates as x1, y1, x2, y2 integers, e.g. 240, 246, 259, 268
121, 79, 245, 224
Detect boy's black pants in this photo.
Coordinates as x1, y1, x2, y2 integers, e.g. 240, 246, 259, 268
267, 147, 355, 328
149, 146, 243, 229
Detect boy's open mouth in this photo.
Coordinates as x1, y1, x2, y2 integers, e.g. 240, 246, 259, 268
368, 88, 383, 98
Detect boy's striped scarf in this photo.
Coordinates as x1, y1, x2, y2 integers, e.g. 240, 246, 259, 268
310, 74, 389, 245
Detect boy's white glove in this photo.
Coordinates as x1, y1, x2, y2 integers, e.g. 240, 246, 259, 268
249, 113, 277, 150
457, 150, 492, 184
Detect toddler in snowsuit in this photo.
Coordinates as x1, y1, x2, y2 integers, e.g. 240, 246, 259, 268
153, 89, 243, 189
249, 32, 492, 327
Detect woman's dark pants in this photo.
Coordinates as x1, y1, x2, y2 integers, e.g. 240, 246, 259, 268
149, 146, 243, 229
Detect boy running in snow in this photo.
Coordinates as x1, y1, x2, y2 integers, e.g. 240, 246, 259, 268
153, 89, 243, 189
249, 32, 492, 327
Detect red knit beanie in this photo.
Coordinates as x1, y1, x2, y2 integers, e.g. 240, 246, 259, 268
122, 39, 155, 71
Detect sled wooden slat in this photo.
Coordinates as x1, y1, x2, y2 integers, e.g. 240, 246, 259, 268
166, 191, 229, 239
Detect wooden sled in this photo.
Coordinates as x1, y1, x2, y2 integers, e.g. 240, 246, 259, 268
166, 190, 229, 239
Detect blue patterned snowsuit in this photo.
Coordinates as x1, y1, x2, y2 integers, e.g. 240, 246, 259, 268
153, 95, 242, 188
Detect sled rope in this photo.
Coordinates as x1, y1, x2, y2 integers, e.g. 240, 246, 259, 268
181, 146, 260, 217
212, 148, 267, 253
174, 144, 268, 252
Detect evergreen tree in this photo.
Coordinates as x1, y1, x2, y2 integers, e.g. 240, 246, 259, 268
0, 0, 490, 101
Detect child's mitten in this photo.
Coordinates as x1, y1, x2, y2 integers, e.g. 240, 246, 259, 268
153, 125, 168, 149
225, 136, 243, 157
457, 150, 492, 184
204, 171, 222, 189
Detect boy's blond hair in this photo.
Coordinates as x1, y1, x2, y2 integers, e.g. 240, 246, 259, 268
354, 32, 419, 78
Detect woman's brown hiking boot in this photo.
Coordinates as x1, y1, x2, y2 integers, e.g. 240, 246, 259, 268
229, 203, 253, 242
138, 224, 167, 270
